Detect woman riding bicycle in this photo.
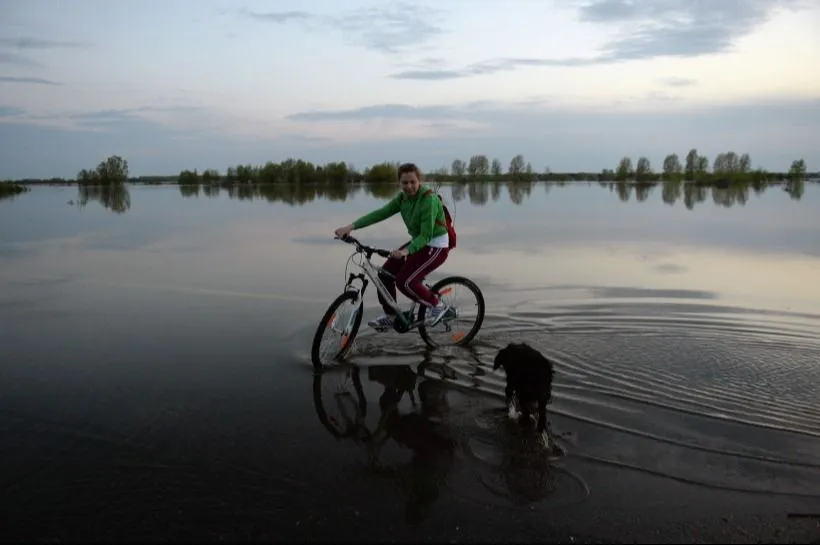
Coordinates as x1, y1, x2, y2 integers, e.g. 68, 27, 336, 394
334, 163, 456, 330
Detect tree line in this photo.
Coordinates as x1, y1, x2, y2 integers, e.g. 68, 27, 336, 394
1, 151, 813, 188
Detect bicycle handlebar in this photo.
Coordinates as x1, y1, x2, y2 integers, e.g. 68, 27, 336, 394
335, 234, 393, 259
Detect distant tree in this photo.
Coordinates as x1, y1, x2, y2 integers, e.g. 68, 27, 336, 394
201, 169, 220, 183
365, 162, 398, 185
634, 157, 652, 182
695, 156, 709, 182
467, 154, 490, 178
490, 158, 502, 177
77, 154, 129, 186
615, 156, 633, 182
451, 159, 466, 178
788, 159, 807, 181
662, 153, 682, 181
739, 153, 751, 174
524, 161, 534, 182
508, 154, 525, 178
684, 148, 699, 181
178, 169, 200, 184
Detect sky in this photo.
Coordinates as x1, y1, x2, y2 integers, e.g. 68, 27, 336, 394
0, 0, 819, 179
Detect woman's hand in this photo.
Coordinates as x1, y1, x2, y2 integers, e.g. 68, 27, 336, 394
334, 224, 354, 238
390, 248, 409, 259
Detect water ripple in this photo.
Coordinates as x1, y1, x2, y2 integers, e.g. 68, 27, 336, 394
316, 293, 820, 499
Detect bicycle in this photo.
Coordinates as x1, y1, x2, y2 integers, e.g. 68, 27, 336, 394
310, 234, 486, 369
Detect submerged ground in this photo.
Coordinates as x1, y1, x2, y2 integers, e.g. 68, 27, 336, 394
1, 181, 819, 542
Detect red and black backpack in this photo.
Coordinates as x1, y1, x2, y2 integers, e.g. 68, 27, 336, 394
421, 188, 457, 249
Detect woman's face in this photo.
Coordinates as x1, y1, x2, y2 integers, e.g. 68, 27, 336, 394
400, 171, 421, 197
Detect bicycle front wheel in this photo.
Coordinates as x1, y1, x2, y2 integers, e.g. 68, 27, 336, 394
310, 291, 363, 369
417, 276, 485, 348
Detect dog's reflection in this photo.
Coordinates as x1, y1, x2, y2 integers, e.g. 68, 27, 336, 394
366, 365, 456, 524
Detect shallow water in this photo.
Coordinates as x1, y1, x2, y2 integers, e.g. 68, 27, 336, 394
2, 181, 820, 542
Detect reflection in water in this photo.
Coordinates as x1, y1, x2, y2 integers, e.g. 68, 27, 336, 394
175, 179, 806, 210
76, 184, 132, 213
0, 183, 30, 201
314, 363, 457, 524
313, 357, 575, 523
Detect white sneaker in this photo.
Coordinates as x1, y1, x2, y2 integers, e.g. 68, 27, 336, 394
367, 314, 394, 330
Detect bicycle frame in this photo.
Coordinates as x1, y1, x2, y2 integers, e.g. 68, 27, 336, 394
344, 254, 420, 331
338, 236, 429, 332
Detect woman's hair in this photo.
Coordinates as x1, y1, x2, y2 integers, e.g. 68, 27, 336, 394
398, 162, 423, 181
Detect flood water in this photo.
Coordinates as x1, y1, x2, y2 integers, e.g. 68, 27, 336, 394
2, 180, 820, 543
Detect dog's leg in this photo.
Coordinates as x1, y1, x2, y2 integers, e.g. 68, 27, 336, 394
537, 393, 550, 448
505, 385, 518, 419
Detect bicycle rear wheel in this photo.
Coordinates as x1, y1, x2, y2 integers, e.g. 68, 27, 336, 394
417, 276, 485, 348
310, 291, 363, 369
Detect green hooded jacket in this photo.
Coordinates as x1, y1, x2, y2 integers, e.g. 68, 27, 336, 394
352, 186, 447, 254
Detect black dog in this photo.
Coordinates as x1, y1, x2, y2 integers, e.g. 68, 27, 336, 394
493, 342, 554, 436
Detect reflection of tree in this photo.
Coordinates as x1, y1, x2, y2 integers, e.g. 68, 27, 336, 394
662, 180, 682, 205
171, 179, 806, 211
711, 184, 749, 207
785, 179, 805, 200
467, 182, 489, 206
490, 181, 502, 202
616, 182, 631, 202
449, 182, 467, 203
505, 180, 533, 205
0, 183, 29, 201
634, 182, 655, 202
77, 183, 131, 213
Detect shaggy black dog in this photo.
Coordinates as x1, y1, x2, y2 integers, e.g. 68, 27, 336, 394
493, 342, 554, 436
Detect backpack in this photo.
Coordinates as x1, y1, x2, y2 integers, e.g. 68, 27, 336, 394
421, 188, 457, 249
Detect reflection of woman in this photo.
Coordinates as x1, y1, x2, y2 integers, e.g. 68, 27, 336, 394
368, 368, 457, 524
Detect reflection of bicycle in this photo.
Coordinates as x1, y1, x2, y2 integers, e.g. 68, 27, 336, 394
312, 362, 457, 523
310, 235, 486, 369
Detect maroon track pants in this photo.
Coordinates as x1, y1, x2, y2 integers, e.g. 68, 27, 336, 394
378, 242, 449, 314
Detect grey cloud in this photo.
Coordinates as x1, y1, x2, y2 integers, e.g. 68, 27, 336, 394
2, 96, 818, 180
660, 77, 697, 87
244, 10, 314, 23
287, 103, 460, 122
243, 2, 445, 54
0, 37, 91, 49
0, 51, 42, 68
391, 0, 801, 80
284, 97, 820, 172
287, 97, 820, 128
0, 75, 61, 85
391, 56, 598, 80
0, 105, 25, 117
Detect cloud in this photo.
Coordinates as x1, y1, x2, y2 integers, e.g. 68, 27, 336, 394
0, 106, 25, 117
0, 35, 90, 70
242, 3, 445, 54
0, 51, 42, 68
391, 57, 599, 80
0, 75, 61, 85
1, 95, 818, 180
659, 77, 697, 87
390, 0, 802, 80
244, 10, 313, 23
278, 95, 820, 171
0, 37, 91, 50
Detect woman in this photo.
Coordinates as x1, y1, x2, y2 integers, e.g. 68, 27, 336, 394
334, 163, 455, 330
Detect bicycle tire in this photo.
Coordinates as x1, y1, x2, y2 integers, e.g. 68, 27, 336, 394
417, 276, 486, 348
310, 290, 364, 369
312, 365, 368, 439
